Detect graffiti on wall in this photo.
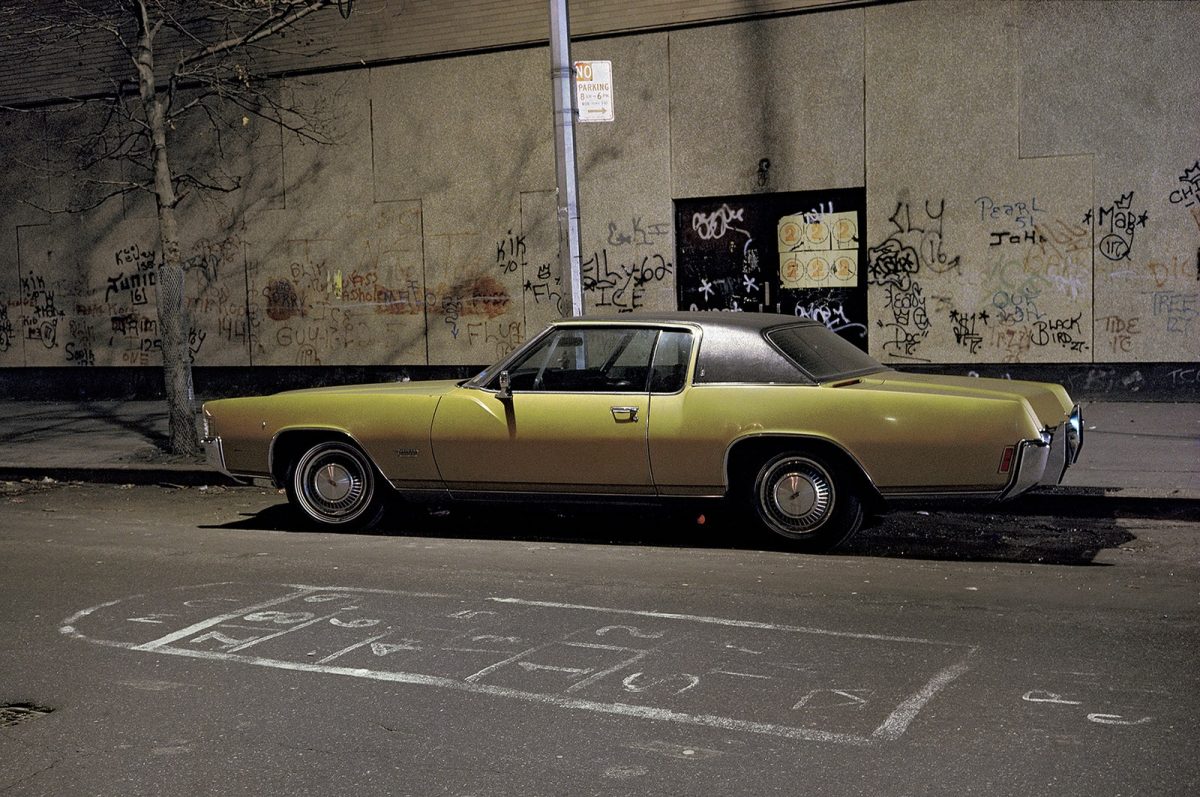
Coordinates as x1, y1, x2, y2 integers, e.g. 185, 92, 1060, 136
868, 192, 1103, 364
1096, 314, 1141, 355
606, 216, 670, 249
1168, 159, 1200, 230
258, 253, 436, 365
0, 293, 13, 353
676, 189, 868, 347
3, 235, 221, 368
582, 248, 674, 313
20, 270, 66, 351
1027, 218, 1091, 300
1085, 191, 1148, 262
678, 200, 764, 313
523, 262, 563, 316
976, 195, 1043, 231
948, 309, 988, 355
867, 199, 959, 361
793, 292, 866, 337
1149, 290, 1197, 336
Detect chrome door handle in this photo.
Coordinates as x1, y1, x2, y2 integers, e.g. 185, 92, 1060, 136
610, 406, 640, 423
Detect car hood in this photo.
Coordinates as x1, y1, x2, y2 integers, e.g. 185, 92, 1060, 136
849, 370, 1074, 428
276, 379, 466, 399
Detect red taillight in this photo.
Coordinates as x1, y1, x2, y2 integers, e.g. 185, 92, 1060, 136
998, 446, 1016, 473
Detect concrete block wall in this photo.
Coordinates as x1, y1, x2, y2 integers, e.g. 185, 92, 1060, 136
0, 0, 1196, 386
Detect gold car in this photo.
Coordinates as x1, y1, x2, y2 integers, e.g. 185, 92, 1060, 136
202, 312, 1082, 550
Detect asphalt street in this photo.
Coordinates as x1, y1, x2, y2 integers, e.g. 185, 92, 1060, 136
1, 481, 1198, 796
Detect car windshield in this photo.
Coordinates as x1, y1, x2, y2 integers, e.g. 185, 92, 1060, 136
766, 324, 885, 382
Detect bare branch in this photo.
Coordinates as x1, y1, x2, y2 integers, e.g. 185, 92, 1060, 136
175, 1, 332, 73
176, 172, 242, 194
19, 182, 149, 215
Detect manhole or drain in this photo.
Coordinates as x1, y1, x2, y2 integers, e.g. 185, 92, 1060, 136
0, 703, 54, 728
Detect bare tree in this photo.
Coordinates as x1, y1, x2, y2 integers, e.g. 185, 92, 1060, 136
1, 0, 354, 455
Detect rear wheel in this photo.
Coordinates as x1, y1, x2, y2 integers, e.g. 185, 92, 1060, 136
286, 440, 385, 530
749, 452, 863, 551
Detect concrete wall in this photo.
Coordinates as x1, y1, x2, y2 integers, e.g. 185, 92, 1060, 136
1, 0, 1196, 384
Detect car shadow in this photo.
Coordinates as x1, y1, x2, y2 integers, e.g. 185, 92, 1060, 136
840, 508, 1134, 566
202, 499, 734, 547
190, 490, 1193, 567
840, 491, 1200, 565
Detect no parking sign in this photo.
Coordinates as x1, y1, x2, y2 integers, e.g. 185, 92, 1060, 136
574, 60, 613, 122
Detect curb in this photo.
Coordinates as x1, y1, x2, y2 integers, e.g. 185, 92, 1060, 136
2, 467, 1198, 520
0, 465, 243, 487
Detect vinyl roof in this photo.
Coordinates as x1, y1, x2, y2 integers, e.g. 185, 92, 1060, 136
554, 311, 820, 332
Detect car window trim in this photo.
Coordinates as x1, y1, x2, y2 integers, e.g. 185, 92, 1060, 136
470, 323, 698, 396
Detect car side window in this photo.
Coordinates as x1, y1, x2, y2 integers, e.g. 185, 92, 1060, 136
649, 330, 694, 393
502, 328, 658, 393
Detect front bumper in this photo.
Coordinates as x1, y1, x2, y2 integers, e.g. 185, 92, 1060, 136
1000, 404, 1083, 500
201, 434, 233, 478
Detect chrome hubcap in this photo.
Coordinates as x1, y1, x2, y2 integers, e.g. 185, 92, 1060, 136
296, 444, 371, 523
758, 457, 835, 538
314, 463, 354, 504
773, 473, 822, 519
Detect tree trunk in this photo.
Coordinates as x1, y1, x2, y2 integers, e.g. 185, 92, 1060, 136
135, 5, 198, 456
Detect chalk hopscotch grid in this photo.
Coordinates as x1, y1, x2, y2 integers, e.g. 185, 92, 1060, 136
61, 583, 977, 746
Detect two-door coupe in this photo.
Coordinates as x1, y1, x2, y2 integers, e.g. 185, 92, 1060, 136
202, 312, 1082, 551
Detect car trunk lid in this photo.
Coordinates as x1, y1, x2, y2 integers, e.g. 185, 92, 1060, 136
842, 370, 1073, 428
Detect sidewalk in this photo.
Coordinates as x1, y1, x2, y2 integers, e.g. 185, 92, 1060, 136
0, 400, 1197, 499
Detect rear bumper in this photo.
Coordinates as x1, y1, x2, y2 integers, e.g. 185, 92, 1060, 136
1001, 404, 1083, 500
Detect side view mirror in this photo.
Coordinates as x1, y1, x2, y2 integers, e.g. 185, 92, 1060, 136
497, 370, 512, 401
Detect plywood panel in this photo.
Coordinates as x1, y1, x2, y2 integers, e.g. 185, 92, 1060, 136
371, 49, 555, 365
0, 1, 1196, 373
670, 10, 865, 199
1020, 0, 1200, 363
865, 0, 1095, 365
574, 33, 675, 317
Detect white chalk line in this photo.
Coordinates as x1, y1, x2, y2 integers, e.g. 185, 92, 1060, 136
61, 585, 975, 745
134, 587, 318, 651
567, 651, 651, 694
225, 609, 346, 653
284, 583, 454, 599
265, 587, 960, 647
317, 632, 394, 665
872, 658, 975, 741
465, 642, 552, 683
487, 597, 966, 648
60, 597, 130, 636
140, 643, 878, 747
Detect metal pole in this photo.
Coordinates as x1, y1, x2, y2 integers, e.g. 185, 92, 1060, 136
549, 0, 584, 317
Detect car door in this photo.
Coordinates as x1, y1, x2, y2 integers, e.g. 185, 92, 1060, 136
431, 326, 659, 495
641, 328, 721, 497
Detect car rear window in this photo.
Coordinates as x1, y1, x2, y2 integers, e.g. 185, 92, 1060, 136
766, 324, 885, 382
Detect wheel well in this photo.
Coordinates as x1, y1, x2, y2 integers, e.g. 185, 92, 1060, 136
725, 436, 882, 509
270, 429, 369, 486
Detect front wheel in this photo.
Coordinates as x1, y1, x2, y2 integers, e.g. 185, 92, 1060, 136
749, 452, 863, 551
287, 440, 385, 530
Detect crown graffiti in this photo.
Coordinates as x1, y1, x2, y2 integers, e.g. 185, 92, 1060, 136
1181, 160, 1200, 186
1113, 192, 1134, 210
